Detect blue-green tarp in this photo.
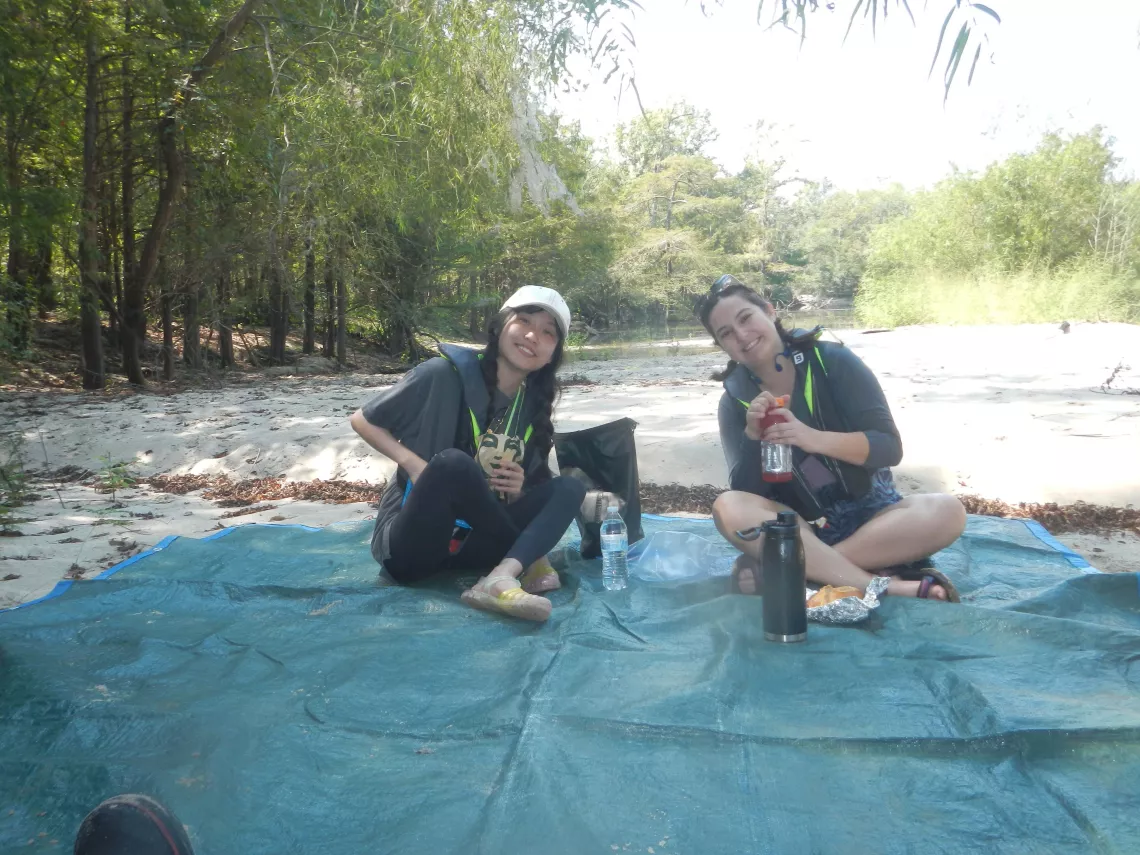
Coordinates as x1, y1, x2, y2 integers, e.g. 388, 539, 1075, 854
1, 514, 1137, 854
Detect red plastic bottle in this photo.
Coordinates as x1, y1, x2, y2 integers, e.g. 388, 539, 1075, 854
760, 395, 794, 483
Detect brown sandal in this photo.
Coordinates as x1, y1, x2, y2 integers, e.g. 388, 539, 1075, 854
887, 563, 961, 603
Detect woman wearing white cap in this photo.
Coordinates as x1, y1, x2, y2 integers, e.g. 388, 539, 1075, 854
350, 285, 591, 622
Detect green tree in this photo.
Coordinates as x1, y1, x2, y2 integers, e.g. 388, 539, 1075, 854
794, 184, 911, 297
613, 104, 718, 177
866, 128, 1122, 280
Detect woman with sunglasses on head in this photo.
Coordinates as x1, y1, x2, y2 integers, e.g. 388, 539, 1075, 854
698, 275, 966, 601
350, 286, 591, 622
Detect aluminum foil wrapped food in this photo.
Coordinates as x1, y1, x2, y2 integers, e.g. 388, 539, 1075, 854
805, 575, 890, 625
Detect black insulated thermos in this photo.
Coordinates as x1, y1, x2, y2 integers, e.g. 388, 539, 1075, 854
761, 511, 807, 643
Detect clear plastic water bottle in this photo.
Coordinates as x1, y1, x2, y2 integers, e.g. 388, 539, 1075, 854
600, 505, 629, 591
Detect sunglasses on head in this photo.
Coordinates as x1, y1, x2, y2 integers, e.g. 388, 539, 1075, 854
710, 274, 742, 296
698, 274, 746, 314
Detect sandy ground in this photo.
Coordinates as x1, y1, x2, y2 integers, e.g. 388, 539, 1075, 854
2, 322, 1138, 607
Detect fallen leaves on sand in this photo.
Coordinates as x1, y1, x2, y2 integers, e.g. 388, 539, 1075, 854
134, 475, 1137, 536
142, 474, 380, 505
219, 503, 279, 519
957, 495, 1140, 536
640, 483, 723, 515
641, 483, 1140, 536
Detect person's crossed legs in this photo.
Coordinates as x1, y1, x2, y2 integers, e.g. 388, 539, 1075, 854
712, 491, 965, 599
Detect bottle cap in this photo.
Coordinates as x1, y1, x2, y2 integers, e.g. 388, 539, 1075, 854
607, 505, 619, 512
775, 511, 798, 526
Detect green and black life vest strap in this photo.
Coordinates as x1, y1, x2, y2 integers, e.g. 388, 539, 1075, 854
725, 334, 868, 514
731, 344, 828, 419
801, 346, 829, 420
439, 343, 535, 444
402, 345, 537, 518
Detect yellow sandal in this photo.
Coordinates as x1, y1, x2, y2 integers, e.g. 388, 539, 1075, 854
461, 576, 552, 622
520, 557, 561, 594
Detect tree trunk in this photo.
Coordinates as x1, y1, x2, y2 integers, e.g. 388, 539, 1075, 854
387, 222, 430, 358
100, 186, 118, 347
322, 252, 335, 357
257, 262, 268, 327
4, 111, 30, 352
119, 0, 144, 385
133, 0, 263, 344
300, 213, 314, 355
267, 257, 285, 365
218, 271, 234, 368
79, 22, 105, 390
31, 237, 54, 318
113, 241, 122, 338
161, 260, 173, 380
183, 277, 200, 368
79, 290, 104, 389
303, 247, 316, 355
336, 276, 347, 366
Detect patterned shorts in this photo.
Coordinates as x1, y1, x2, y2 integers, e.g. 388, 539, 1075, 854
813, 469, 903, 547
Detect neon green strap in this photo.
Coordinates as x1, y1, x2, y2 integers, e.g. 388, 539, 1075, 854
804, 364, 814, 418
504, 384, 525, 435
735, 346, 827, 417
804, 346, 826, 418
471, 383, 528, 442
454, 352, 533, 450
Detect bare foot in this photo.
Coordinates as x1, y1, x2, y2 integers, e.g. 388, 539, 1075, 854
735, 566, 947, 600
738, 568, 757, 595
733, 555, 760, 595
488, 558, 523, 581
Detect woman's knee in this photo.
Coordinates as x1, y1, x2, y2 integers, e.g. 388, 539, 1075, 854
933, 493, 967, 543
904, 493, 966, 549
712, 491, 781, 528
426, 447, 482, 481
432, 447, 475, 469
552, 474, 587, 506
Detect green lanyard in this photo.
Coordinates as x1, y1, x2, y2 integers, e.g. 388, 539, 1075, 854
470, 383, 526, 441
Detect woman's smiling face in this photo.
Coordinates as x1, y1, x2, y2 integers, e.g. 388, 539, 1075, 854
707, 293, 780, 369
498, 308, 560, 373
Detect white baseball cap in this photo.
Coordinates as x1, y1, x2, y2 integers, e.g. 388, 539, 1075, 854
501, 285, 571, 340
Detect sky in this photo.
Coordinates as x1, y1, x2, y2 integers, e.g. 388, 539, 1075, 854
551, 0, 1140, 190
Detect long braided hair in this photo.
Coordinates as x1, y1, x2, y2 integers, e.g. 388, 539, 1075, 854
697, 281, 797, 382
479, 307, 564, 483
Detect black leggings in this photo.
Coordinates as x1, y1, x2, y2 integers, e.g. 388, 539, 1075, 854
384, 448, 586, 584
